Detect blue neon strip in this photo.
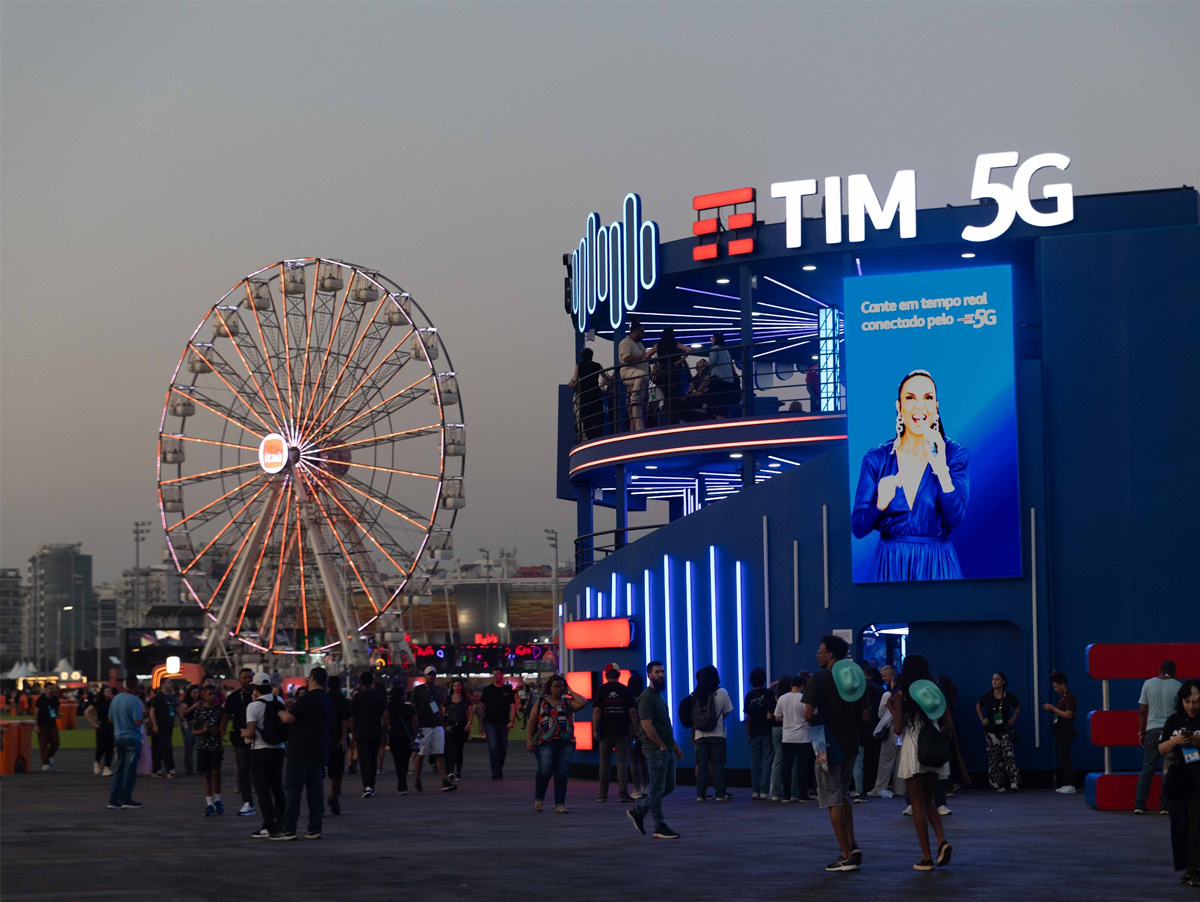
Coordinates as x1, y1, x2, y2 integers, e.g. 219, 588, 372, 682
644, 570, 652, 669
586, 587, 593, 619
612, 573, 619, 618
597, 592, 606, 619
626, 583, 632, 618
709, 546, 718, 668
735, 561, 746, 720
663, 555, 673, 717
685, 561, 695, 689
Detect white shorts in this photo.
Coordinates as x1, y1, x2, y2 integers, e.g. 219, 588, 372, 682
421, 726, 445, 756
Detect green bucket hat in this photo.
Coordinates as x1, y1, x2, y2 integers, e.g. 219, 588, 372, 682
908, 679, 947, 721
831, 659, 866, 702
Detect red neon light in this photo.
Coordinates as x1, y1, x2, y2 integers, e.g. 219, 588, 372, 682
474, 633, 499, 645
574, 719, 594, 751
692, 244, 719, 261
693, 187, 755, 210
563, 618, 634, 649
569, 434, 847, 476
728, 238, 755, 256
692, 218, 719, 236
565, 671, 593, 699
728, 212, 755, 230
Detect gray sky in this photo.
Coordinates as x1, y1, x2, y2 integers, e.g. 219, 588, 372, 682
3, 1, 1198, 583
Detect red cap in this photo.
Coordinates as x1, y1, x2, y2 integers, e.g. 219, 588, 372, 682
604, 662, 620, 674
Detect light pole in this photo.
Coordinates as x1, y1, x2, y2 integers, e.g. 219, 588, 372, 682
479, 548, 491, 641
544, 529, 560, 664
133, 521, 151, 619
59, 606, 73, 668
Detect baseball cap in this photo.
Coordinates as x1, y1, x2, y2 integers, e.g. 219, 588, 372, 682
423, 665, 437, 676
252, 672, 272, 687
604, 662, 620, 674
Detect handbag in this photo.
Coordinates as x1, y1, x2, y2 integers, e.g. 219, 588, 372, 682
1162, 755, 1188, 802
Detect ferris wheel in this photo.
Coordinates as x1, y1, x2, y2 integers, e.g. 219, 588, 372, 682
157, 258, 465, 668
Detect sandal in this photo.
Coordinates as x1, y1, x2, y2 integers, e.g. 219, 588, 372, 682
937, 841, 953, 867
913, 858, 935, 871
533, 800, 543, 812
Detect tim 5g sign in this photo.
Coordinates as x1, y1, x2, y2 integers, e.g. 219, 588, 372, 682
771, 151, 1073, 247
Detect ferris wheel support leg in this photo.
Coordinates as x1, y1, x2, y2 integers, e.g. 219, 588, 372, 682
202, 481, 284, 663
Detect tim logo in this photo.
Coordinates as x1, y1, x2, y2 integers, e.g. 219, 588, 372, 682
258, 433, 288, 474
693, 187, 757, 261
569, 193, 660, 334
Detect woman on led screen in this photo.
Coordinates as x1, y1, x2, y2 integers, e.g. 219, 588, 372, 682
852, 370, 969, 581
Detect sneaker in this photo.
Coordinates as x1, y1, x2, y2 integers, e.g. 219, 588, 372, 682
167, 770, 178, 779
534, 799, 544, 812
627, 808, 646, 835
769, 794, 782, 802
1055, 785, 1076, 794
396, 789, 408, 796
913, 858, 935, 871
150, 771, 162, 778
555, 805, 570, 814
850, 847, 863, 866
329, 797, 341, 815
121, 800, 144, 809
414, 777, 423, 792
303, 831, 321, 840
596, 796, 607, 802
204, 804, 216, 817
1009, 783, 1019, 792
937, 841, 953, 867
362, 787, 374, 798
106, 802, 122, 809
1160, 809, 1170, 816
825, 857, 858, 872
752, 791, 762, 800
878, 789, 894, 799
441, 780, 457, 792
996, 787, 1006, 793
102, 767, 113, 776
853, 793, 867, 804
937, 805, 953, 816
1133, 807, 1146, 815
269, 832, 297, 841
250, 828, 272, 838
239, 802, 256, 817
94, 761, 101, 775
42, 764, 51, 772
653, 825, 681, 839
865, 790, 883, 798
715, 793, 734, 802
696, 795, 708, 803
902, 805, 913, 816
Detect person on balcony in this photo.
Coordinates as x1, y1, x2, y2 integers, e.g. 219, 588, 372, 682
679, 359, 713, 422
569, 348, 606, 441
707, 333, 737, 418
648, 327, 691, 426
618, 319, 652, 431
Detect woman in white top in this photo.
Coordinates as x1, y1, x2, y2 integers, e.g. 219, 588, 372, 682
887, 654, 952, 871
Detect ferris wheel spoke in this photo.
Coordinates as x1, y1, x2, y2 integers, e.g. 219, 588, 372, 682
315, 424, 441, 455
201, 514, 261, 611
275, 264, 299, 422
233, 481, 289, 637
171, 387, 267, 441
187, 343, 280, 435
306, 290, 393, 432
161, 458, 262, 487
262, 486, 294, 650
166, 471, 266, 533
165, 434, 261, 454
314, 374, 432, 445
213, 306, 289, 430
244, 289, 292, 433
310, 478, 414, 577
307, 330, 414, 438
305, 459, 439, 481
180, 481, 274, 574
298, 278, 354, 432
298, 471, 381, 614
307, 466, 430, 531
295, 504, 310, 650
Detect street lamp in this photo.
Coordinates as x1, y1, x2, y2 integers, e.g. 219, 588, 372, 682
58, 605, 74, 668
479, 548, 491, 640
544, 529, 560, 668
133, 521, 151, 618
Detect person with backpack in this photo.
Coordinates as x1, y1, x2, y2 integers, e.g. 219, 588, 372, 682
689, 665, 734, 802
887, 654, 952, 871
243, 673, 287, 839
744, 668, 775, 800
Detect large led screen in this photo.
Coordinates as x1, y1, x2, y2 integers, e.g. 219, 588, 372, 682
844, 265, 1021, 582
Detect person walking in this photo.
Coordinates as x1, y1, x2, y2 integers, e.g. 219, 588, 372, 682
769, 675, 791, 801
869, 665, 900, 798
1137, 661, 1183, 815
221, 668, 257, 817
192, 683, 225, 816
387, 684, 417, 794
479, 669, 516, 781
803, 635, 869, 873
976, 672, 1021, 792
627, 662, 684, 839
692, 664, 735, 802
85, 686, 115, 777
325, 675, 350, 815
444, 678, 474, 781
888, 655, 953, 871
35, 684, 61, 771
275, 667, 334, 841
148, 681, 178, 778
745, 667, 776, 800
244, 673, 287, 837
179, 685, 201, 777
1043, 671, 1078, 793
348, 671, 387, 799
526, 673, 588, 813
1160, 679, 1200, 887
410, 666, 456, 792
593, 663, 638, 802
107, 676, 145, 809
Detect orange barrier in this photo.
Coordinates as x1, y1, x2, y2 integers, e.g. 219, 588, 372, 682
56, 700, 78, 730
0, 721, 35, 774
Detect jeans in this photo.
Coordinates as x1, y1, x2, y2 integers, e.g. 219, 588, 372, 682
1054, 722, 1076, 787
484, 722, 509, 778
281, 757, 324, 835
251, 748, 286, 833
694, 736, 727, 797
95, 726, 114, 768
233, 742, 254, 804
534, 740, 573, 806
630, 739, 648, 791
109, 736, 142, 804
1137, 727, 1172, 809
445, 729, 467, 778
853, 747, 865, 794
151, 724, 175, 774
356, 738, 380, 789
770, 726, 784, 797
597, 733, 631, 799
781, 742, 814, 800
749, 734, 774, 795
388, 730, 411, 791
634, 747, 677, 829
181, 722, 195, 775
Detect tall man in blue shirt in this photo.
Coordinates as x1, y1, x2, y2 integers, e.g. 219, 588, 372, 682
107, 676, 146, 809
1136, 661, 1182, 814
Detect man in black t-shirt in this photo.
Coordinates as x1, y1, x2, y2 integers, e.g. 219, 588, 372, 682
276, 667, 334, 840
410, 666, 455, 792
85, 686, 116, 775
479, 669, 516, 780
349, 671, 387, 798
744, 667, 776, 799
325, 675, 350, 815
220, 668, 257, 816
593, 663, 637, 802
149, 683, 178, 777
35, 685, 61, 770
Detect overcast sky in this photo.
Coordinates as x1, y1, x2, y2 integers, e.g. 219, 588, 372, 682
2, 2, 1198, 584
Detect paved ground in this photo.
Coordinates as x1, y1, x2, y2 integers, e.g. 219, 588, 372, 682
2, 744, 1192, 902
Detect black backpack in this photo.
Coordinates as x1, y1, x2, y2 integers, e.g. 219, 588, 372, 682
689, 692, 720, 732
259, 698, 288, 745
916, 714, 951, 768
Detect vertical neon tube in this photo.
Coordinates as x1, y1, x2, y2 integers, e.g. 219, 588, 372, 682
586, 587, 593, 619
709, 545, 719, 668
597, 592, 606, 618
685, 561, 695, 689
663, 555, 674, 716
612, 572, 619, 618
626, 583, 632, 618
644, 569, 652, 668
736, 561, 746, 720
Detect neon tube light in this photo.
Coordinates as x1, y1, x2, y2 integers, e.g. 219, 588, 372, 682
586, 587, 593, 619
663, 555, 674, 716
612, 573, 619, 618
626, 583, 632, 617
644, 570, 652, 668
570, 433, 848, 475
735, 561, 746, 720
685, 561, 695, 689
709, 546, 719, 668
761, 276, 829, 308
674, 286, 740, 300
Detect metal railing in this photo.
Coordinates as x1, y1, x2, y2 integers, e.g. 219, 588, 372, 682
566, 337, 844, 445
573, 523, 669, 570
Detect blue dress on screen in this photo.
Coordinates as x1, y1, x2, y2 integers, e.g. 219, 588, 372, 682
851, 438, 970, 581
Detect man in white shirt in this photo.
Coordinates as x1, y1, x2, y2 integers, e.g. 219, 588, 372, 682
243, 673, 286, 838
868, 665, 900, 798
618, 319, 651, 431
692, 665, 735, 802
1135, 660, 1182, 814
774, 675, 814, 803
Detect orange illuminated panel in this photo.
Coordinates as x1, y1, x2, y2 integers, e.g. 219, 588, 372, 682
728, 212, 755, 230
574, 719, 594, 750
693, 187, 755, 210
692, 218, 719, 236
565, 671, 594, 699
693, 244, 719, 262
728, 238, 755, 256
563, 618, 634, 649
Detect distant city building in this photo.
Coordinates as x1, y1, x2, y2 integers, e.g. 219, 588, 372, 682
0, 568, 24, 671
25, 544, 94, 671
